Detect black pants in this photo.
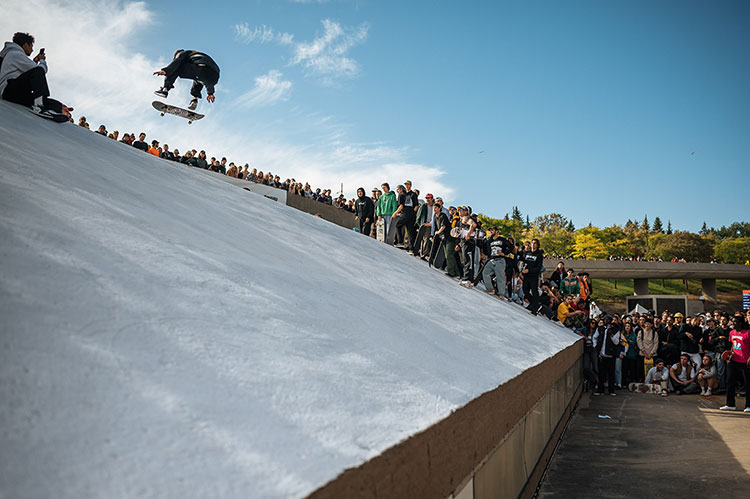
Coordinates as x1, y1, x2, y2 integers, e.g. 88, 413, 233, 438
164, 67, 219, 98
359, 219, 372, 236
523, 272, 540, 312
459, 239, 475, 280
598, 356, 616, 394
396, 214, 416, 249
726, 360, 750, 409
2, 66, 62, 112
583, 346, 599, 387
622, 357, 638, 385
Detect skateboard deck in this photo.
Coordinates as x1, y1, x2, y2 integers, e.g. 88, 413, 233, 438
386, 215, 400, 245
628, 383, 661, 394
376, 219, 386, 242
152, 101, 204, 123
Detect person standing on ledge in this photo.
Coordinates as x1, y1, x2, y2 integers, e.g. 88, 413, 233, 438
154, 49, 220, 111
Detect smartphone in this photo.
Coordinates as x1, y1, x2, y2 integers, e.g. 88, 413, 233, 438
40, 48, 45, 55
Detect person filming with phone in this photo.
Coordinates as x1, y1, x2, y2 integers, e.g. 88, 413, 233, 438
0, 32, 70, 121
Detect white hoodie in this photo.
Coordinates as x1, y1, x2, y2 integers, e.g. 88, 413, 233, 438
0, 41, 48, 97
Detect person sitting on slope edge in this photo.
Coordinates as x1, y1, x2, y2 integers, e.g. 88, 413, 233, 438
0, 32, 71, 121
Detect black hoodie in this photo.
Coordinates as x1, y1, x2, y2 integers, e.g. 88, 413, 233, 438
354, 189, 374, 220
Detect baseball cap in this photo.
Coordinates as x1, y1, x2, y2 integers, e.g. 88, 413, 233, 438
425, 193, 434, 198
436, 197, 443, 202
674, 312, 684, 317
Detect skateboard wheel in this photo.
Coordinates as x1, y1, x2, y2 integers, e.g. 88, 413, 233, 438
188, 121, 192, 124
160, 112, 165, 117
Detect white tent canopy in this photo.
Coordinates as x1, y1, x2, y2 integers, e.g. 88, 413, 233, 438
628, 303, 650, 315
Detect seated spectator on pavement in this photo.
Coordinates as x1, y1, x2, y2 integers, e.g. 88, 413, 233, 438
696, 354, 718, 396
78, 116, 89, 128
96, 124, 107, 136
645, 358, 670, 396
0, 32, 70, 120
670, 353, 699, 394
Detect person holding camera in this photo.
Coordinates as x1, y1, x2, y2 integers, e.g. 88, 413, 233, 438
0, 32, 69, 121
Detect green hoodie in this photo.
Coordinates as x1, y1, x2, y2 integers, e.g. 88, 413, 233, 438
376, 191, 397, 216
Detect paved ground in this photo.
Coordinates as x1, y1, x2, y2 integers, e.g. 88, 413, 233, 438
537, 389, 750, 498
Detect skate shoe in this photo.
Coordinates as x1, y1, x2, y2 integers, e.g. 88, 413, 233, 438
154, 87, 169, 98
188, 98, 198, 111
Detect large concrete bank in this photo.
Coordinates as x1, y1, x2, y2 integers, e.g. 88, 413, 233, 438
309, 341, 583, 499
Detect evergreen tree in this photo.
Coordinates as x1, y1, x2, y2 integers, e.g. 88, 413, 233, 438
504, 213, 509, 221
511, 206, 523, 223
666, 220, 673, 235
525, 215, 531, 229
700, 221, 709, 236
566, 220, 575, 232
641, 215, 650, 232
652, 217, 664, 234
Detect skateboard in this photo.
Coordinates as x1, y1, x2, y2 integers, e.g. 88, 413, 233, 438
385, 215, 400, 245
628, 383, 662, 394
376, 219, 386, 242
643, 357, 654, 380
152, 101, 204, 124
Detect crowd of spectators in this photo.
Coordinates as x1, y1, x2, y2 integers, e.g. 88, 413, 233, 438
578, 308, 750, 411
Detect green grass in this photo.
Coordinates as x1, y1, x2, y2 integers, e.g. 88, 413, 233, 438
592, 278, 750, 301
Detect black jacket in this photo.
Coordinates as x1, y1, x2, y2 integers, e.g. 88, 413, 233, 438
521, 249, 544, 274
162, 50, 220, 94
679, 324, 703, 354
355, 195, 374, 220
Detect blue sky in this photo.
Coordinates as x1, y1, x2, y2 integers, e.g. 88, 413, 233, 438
3, 0, 748, 231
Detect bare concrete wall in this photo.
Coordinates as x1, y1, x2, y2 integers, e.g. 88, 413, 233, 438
286, 194, 356, 230
308, 340, 583, 499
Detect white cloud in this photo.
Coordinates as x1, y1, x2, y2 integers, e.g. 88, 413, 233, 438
235, 70, 292, 108
0, 0, 453, 202
234, 23, 294, 45
291, 19, 368, 80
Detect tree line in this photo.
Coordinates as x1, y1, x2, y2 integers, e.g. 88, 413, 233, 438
476, 209, 750, 264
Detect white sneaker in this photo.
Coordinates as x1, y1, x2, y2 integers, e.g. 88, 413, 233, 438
610, 393, 616, 396
188, 98, 198, 111
705, 388, 712, 396
719, 405, 736, 411
700, 387, 706, 395
744, 407, 750, 413
154, 87, 169, 98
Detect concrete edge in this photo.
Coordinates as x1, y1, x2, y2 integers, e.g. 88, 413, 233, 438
307, 340, 583, 499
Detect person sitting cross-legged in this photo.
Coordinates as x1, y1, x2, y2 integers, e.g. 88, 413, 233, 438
670, 353, 699, 395
645, 358, 671, 396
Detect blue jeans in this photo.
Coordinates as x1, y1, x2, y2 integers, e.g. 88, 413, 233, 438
615, 357, 623, 387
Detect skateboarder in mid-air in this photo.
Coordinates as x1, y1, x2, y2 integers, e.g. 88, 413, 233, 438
154, 49, 220, 110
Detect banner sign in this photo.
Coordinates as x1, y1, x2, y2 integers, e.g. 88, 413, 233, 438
743, 290, 750, 310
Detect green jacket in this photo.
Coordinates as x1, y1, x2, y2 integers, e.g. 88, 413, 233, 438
376, 191, 397, 217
